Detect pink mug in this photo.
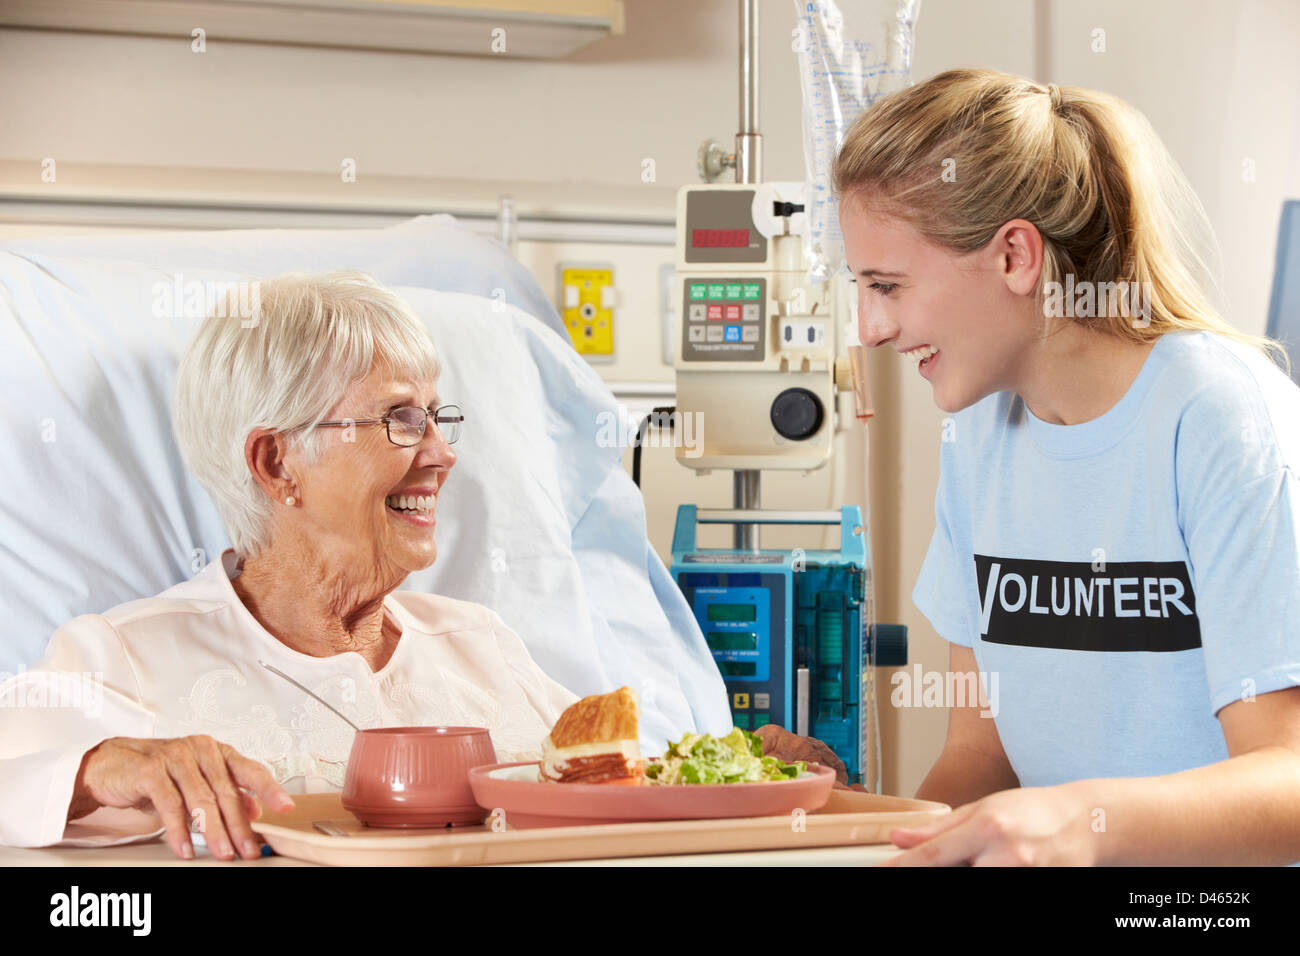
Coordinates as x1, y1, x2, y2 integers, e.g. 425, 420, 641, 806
342, 726, 497, 828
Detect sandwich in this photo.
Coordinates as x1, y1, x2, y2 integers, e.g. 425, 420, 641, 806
539, 686, 646, 785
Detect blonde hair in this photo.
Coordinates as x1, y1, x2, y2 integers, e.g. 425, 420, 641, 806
173, 270, 440, 557
833, 68, 1285, 367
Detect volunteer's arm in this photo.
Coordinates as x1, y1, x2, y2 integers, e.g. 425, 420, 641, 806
1069, 686, 1300, 865
883, 684, 1300, 865
913, 643, 1020, 807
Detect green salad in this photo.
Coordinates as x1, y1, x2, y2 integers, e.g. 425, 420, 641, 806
643, 727, 806, 785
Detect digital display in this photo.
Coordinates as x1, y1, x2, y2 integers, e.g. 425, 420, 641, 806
707, 603, 757, 623
692, 228, 750, 249
706, 632, 758, 652
716, 660, 758, 677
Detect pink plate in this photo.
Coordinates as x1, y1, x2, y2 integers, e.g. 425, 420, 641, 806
468, 761, 836, 829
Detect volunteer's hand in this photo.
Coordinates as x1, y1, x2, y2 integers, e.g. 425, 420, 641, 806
879, 785, 1099, 866
754, 723, 865, 789
69, 735, 295, 861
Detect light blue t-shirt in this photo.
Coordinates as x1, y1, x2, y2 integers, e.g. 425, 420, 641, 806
913, 330, 1300, 788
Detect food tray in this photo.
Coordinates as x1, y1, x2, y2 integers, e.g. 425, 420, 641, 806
251, 789, 951, 866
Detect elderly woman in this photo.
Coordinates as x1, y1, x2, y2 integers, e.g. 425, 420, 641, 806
0, 271, 579, 861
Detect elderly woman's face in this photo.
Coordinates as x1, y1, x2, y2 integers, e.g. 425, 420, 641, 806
285, 367, 455, 576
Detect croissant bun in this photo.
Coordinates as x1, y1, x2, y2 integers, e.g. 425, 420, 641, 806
548, 686, 639, 748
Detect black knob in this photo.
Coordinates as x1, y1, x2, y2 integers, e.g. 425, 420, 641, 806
770, 388, 824, 441
869, 623, 908, 666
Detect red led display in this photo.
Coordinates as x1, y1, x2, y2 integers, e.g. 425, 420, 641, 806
691, 228, 749, 249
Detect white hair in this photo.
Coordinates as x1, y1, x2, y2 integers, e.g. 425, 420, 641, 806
172, 270, 441, 557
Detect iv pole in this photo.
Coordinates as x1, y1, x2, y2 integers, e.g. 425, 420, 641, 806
733, 0, 762, 551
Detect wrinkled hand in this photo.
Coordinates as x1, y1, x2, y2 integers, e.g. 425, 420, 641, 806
754, 723, 865, 790
880, 785, 1100, 866
71, 735, 295, 861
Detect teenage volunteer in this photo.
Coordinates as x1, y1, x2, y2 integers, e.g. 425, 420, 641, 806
834, 68, 1300, 865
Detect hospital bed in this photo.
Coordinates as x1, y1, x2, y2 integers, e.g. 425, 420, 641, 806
0, 214, 732, 753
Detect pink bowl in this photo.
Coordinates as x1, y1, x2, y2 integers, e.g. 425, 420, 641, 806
342, 726, 496, 828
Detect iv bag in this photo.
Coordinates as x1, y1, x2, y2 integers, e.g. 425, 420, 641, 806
792, 0, 921, 283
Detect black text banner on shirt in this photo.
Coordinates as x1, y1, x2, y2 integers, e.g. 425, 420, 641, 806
973, 555, 1201, 652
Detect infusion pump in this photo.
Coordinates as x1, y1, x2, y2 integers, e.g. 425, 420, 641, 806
672, 183, 855, 472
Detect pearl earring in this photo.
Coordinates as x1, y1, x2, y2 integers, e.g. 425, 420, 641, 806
285, 496, 296, 506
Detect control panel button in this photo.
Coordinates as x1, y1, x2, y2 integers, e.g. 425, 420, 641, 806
742, 304, 760, 322
707, 304, 723, 321
733, 713, 751, 729
752, 713, 770, 728
754, 693, 770, 709
724, 305, 741, 321
724, 325, 741, 342
707, 326, 724, 342
688, 325, 706, 343
733, 692, 750, 710
724, 283, 743, 299
688, 303, 706, 322
689, 284, 708, 300
742, 326, 759, 343
742, 283, 761, 300
707, 283, 725, 299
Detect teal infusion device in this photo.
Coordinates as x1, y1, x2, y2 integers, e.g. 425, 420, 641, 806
670, 505, 906, 784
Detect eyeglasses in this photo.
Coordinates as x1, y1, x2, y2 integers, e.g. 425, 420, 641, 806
315, 404, 464, 447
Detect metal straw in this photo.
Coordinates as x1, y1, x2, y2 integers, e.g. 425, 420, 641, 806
258, 659, 362, 732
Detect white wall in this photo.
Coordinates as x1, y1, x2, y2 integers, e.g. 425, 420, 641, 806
2, 0, 1297, 799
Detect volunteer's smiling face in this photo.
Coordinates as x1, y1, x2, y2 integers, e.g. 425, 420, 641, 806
840, 192, 1040, 413
283, 367, 456, 580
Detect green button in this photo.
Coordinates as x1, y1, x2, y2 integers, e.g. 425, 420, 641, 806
742, 283, 761, 300
752, 713, 770, 728
724, 283, 743, 300
732, 713, 750, 729
707, 283, 726, 299
689, 283, 708, 300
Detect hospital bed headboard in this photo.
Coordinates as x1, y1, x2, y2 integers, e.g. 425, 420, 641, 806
0, 216, 730, 752
0, 213, 569, 342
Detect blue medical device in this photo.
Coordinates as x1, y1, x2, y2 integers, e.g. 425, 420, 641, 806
670, 505, 905, 784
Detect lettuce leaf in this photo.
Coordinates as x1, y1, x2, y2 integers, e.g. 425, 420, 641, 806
645, 727, 806, 785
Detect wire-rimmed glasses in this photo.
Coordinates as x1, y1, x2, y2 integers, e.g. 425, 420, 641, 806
315, 404, 464, 447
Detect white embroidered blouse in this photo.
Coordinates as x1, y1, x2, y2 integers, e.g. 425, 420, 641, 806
0, 549, 579, 848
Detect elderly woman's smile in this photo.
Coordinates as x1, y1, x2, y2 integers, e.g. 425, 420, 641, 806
385, 492, 437, 521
